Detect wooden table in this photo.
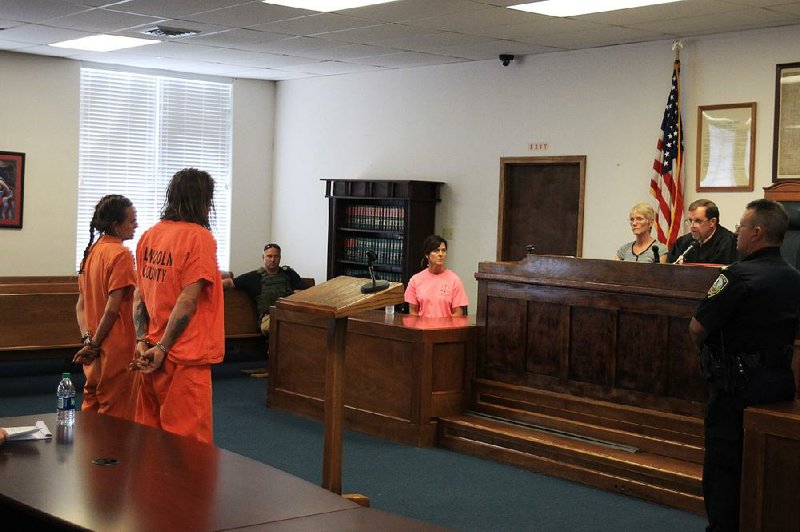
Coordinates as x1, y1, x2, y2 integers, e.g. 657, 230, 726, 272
0, 412, 445, 531
269, 308, 477, 447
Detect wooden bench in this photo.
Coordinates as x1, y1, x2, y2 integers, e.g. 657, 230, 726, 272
0, 276, 314, 362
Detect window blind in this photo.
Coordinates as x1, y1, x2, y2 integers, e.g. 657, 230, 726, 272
77, 68, 232, 271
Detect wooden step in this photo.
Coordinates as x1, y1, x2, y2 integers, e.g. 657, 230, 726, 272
473, 379, 704, 463
437, 414, 704, 514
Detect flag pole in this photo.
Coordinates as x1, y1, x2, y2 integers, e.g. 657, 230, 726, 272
672, 39, 683, 241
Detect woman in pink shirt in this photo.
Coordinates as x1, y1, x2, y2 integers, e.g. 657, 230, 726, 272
404, 234, 469, 317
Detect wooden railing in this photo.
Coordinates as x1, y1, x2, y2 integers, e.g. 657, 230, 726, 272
0, 276, 313, 361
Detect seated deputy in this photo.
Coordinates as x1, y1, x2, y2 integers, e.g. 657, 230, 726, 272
615, 202, 667, 263
667, 199, 738, 265
222, 243, 304, 335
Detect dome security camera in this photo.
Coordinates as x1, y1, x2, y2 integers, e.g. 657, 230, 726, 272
499, 54, 515, 67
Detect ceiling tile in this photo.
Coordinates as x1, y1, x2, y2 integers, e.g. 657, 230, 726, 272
536, 26, 672, 50
277, 59, 383, 75
0, 0, 90, 23
349, 51, 468, 68
252, 13, 376, 35
322, 23, 441, 44
338, 0, 486, 23
629, 7, 797, 35
434, 39, 562, 60
106, 0, 245, 19
1, 0, 799, 81
185, 28, 291, 49
250, 36, 334, 54
577, 0, 745, 25
47, 7, 163, 32
292, 42, 397, 60
0, 23, 93, 44
181, 2, 314, 27
409, 4, 539, 32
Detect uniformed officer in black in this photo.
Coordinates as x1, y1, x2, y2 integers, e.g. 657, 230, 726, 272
689, 199, 800, 532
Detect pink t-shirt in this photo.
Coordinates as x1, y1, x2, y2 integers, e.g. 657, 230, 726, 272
404, 268, 469, 318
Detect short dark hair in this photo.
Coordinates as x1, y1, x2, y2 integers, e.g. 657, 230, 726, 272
746, 199, 789, 244
264, 243, 281, 252
420, 234, 447, 268
161, 168, 215, 228
688, 199, 720, 223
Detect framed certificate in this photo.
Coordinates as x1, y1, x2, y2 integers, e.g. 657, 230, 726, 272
773, 62, 800, 181
696, 103, 756, 192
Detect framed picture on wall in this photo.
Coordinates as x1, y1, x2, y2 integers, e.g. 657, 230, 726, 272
696, 102, 756, 192
773, 62, 800, 181
0, 151, 25, 229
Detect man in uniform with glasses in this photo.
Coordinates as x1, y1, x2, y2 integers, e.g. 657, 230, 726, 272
668, 199, 738, 264
690, 199, 800, 531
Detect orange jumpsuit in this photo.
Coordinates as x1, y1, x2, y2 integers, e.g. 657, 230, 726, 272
135, 221, 224, 444
78, 235, 139, 420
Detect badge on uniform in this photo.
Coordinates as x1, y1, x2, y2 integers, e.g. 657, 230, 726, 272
707, 273, 729, 297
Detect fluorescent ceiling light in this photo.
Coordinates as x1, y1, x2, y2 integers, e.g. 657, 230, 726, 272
261, 0, 398, 11
509, 0, 685, 17
49, 35, 159, 52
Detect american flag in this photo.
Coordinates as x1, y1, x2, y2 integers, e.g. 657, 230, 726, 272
649, 60, 684, 248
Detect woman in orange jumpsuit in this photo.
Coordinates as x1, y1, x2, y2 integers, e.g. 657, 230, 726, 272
75, 194, 140, 420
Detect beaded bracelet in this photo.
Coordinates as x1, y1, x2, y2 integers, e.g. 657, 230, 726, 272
155, 342, 169, 355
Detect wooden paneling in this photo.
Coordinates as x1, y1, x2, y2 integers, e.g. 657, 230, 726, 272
569, 305, 615, 386
616, 312, 668, 394
475, 255, 721, 417
0, 276, 267, 360
742, 401, 800, 531
483, 297, 526, 372
525, 300, 564, 377
269, 308, 476, 447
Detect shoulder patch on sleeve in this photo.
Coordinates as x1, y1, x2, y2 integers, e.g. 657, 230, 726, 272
708, 273, 729, 297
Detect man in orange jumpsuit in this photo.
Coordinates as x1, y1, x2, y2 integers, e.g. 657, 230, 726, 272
132, 168, 224, 445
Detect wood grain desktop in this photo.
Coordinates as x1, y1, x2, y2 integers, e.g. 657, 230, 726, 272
0, 412, 446, 531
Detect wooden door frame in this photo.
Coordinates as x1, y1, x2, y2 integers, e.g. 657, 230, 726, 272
497, 155, 586, 261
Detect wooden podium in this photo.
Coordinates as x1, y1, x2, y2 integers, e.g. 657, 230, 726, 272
275, 276, 404, 496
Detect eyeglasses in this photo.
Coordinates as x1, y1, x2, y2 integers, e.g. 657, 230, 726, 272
684, 218, 708, 227
735, 224, 755, 232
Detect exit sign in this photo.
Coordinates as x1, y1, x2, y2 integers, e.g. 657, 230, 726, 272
528, 143, 549, 151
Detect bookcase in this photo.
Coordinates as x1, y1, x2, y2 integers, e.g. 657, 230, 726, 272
324, 179, 442, 289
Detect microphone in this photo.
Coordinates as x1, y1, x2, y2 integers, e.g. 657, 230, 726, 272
672, 240, 699, 265
360, 249, 390, 294
652, 245, 660, 263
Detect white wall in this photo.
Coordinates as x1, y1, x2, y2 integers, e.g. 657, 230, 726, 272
0, 53, 79, 276
272, 25, 800, 308
230, 79, 276, 276
0, 51, 276, 277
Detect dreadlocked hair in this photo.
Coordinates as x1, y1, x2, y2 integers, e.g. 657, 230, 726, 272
79, 195, 133, 274
161, 168, 215, 229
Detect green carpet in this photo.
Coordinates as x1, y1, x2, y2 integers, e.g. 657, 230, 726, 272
1, 359, 707, 531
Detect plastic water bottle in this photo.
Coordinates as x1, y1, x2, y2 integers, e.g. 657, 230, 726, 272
57, 372, 76, 427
